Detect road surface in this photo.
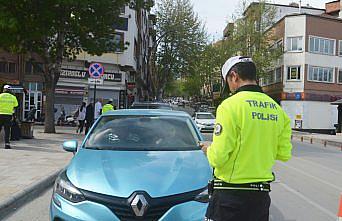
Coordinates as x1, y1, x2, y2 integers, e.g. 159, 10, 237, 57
4, 134, 341, 221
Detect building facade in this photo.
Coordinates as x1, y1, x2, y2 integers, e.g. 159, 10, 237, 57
259, 2, 342, 133
0, 4, 155, 122
56, 5, 155, 116
0, 52, 45, 121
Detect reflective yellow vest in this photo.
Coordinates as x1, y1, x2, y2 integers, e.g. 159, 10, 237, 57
207, 85, 292, 184
0, 92, 18, 115
102, 104, 114, 114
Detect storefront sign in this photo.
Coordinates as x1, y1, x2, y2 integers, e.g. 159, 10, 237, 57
56, 88, 84, 96
60, 68, 122, 82
88, 78, 104, 85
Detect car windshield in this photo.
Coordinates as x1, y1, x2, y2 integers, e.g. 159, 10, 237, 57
196, 113, 215, 119
84, 115, 200, 151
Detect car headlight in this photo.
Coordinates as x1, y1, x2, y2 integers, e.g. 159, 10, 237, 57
53, 170, 85, 205
194, 188, 209, 203
196, 121, 205, 125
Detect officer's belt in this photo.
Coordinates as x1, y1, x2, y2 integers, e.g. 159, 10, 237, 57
213, 180, 271, 192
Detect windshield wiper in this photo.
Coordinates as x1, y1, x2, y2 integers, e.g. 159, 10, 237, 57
84, 147, 103, 150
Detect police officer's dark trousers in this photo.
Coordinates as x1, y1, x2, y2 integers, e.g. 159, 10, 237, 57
0, 114, 12, 144
206, 189, 271, 221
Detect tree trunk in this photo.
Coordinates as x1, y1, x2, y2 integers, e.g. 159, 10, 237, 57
44, 80, 56, 133
157, 88, 163, 101
43, 31, 65, 133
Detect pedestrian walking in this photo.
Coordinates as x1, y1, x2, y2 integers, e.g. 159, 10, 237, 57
0, 85, 18, 149
76, 102, 86, 134
201, 56, 292, 221
85, 103, 94, 134
102, 99, 115, 114
94, 98, 103, 120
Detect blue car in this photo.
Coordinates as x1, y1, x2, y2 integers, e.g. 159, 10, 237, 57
50, 109, 212, 221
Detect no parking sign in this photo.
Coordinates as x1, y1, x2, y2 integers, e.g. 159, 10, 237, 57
88, 63, 104, 79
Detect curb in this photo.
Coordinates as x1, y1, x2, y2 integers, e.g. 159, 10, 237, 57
0, 169, 61, 220
292, 134, 342, 150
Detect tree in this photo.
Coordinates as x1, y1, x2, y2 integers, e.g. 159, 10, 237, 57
0, 0, 152, 133
231, 0, 282, 78
150, 0, 207, 100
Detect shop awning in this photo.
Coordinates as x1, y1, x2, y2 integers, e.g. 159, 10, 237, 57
331, 99, 342, 105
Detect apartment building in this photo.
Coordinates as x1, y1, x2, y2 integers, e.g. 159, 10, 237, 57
259, 1, 342, 133
56, 5, 155, 115
0, 52, 45, 121
0, 4, 155, 121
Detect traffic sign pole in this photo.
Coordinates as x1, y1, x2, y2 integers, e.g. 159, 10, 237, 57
93, 81, 97, 107
88, 63, 104, 112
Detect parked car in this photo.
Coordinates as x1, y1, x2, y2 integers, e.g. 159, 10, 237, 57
50, 109, 211, 221
130, 102, 173, 110
193, 112, 216, 132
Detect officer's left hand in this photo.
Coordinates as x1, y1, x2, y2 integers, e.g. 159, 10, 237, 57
199, 141, 211, 155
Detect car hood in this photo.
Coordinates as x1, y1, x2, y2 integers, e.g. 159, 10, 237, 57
67, 149, 211, 198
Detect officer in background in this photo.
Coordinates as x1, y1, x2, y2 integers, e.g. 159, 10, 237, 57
102, 99, 115, 114
201, 56, 292, 221
0, 85, 18, 149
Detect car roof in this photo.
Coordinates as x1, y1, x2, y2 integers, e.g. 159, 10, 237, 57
102, 109, 190, 117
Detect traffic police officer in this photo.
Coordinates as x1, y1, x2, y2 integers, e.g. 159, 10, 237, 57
201, 56, 292, 221
102, 99, 115, 114
0, 85, 18, 149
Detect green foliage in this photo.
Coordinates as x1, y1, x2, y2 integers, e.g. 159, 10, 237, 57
180, 0, 282, 103
0, 0, 151, 61
232, 0, 282, 78
0, 0, 151, 132
151, 0, 207, 99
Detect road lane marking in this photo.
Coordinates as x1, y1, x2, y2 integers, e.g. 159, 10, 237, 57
278, 182, 336, 220
292, 156, 342, 177
277, 161, 342, 192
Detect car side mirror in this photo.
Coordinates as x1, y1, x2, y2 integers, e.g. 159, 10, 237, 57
63, 140, 78, 153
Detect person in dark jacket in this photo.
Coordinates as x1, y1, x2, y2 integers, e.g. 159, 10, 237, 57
85, 103, 94, 134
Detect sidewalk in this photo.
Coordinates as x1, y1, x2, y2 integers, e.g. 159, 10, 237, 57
292, 130, 342, 149
0, 126, 83, 218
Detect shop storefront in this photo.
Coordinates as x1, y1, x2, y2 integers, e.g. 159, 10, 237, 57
22, 82, 43, 121
56, 67, 127, 116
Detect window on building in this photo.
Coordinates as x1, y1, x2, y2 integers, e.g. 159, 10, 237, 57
25, 62, 33, 74
339, 69, 342, 83
35, 63, 44, 73
308, 66, 334, 83
108, 32, 124, 53
120, 6, 125, 14
339, 41, 342, 56
309, 36, 335, 55
8, 62, 16, 73
287, 66, 301, 80
25, 61, 44, 74
287, 37, 303, 52
275, 67, 282, 83
0, 62, 7, 73
268, 70, 275, 84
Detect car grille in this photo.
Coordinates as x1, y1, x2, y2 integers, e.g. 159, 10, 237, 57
80, 188, 205, 221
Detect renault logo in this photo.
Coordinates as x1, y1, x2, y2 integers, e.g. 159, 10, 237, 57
131, 194, 149, 217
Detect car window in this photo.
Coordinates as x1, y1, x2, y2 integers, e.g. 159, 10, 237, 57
84, 115, 200, 151
196, 114, 215, 119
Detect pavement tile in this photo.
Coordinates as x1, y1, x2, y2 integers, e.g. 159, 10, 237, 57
0, 126, 83, 204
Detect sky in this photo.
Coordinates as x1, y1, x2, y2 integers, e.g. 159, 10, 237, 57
190, 0, 327, 40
